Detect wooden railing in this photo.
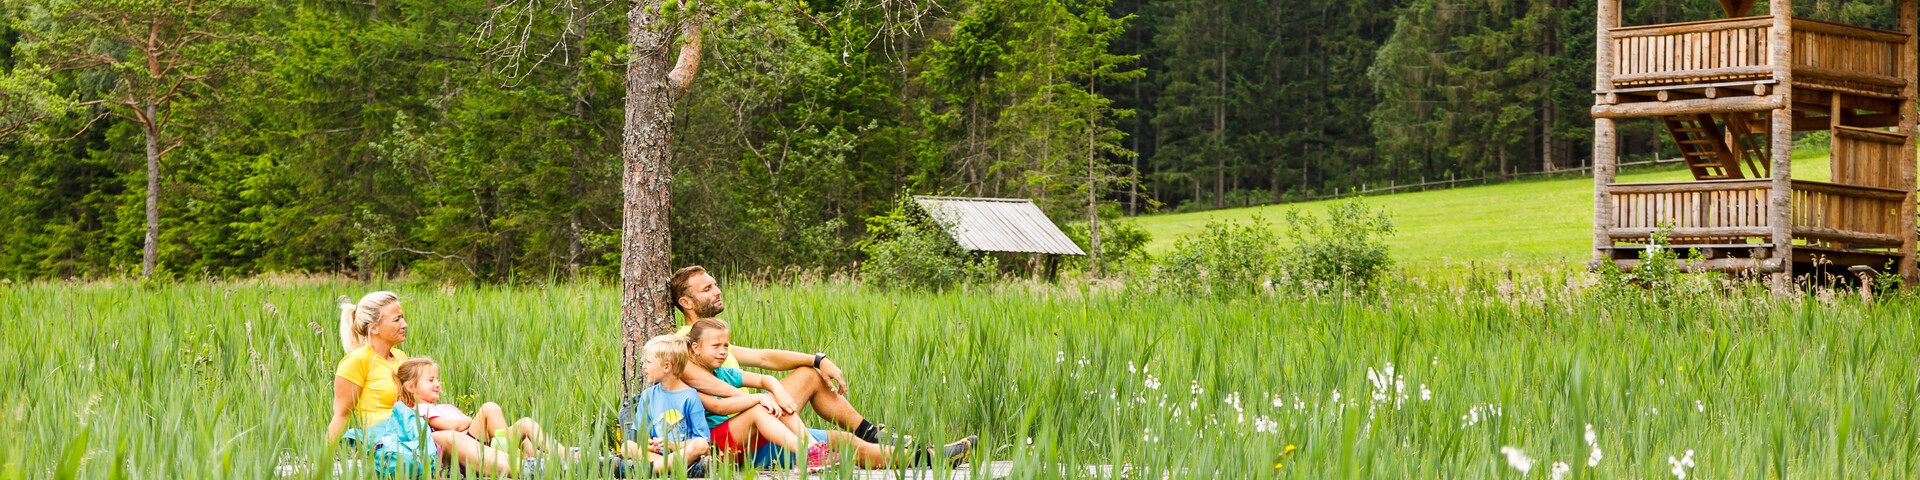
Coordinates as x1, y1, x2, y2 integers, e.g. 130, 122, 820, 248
1611, 17, 1772, 87
1605, 179, 1904, 247
1608, 17, 1908, 91
1608, 179, 1772, 238
1789, 180, 1904, 246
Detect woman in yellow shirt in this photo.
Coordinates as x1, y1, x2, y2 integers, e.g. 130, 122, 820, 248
328, 292, 522, 476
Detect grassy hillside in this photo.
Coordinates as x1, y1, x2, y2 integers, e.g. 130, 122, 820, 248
1133, 155, 1833, 272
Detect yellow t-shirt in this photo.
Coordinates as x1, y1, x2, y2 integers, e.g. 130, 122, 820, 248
334, 346, 410, 429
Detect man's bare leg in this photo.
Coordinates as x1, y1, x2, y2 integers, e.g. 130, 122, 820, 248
818, 430, 893, 468
779, 367, 867, 431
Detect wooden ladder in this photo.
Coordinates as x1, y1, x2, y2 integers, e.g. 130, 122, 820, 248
1663, 114, 1760, 180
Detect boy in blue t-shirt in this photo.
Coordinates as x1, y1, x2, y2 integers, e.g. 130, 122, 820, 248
618, 335, 713, 476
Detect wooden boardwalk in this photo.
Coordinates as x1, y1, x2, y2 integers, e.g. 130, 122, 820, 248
283, 460, 1029, 478
750, 462, 1015, 479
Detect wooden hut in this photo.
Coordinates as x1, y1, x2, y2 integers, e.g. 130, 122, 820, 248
912, 196, 1086, 279
1591, 0, 1919, 283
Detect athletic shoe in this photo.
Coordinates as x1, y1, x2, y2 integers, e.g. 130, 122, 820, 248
867, 424, 920, 449
685, 456, 710, 478
804, 441, 838, 473
910, 436, 976, 468
518, 457, 546, 478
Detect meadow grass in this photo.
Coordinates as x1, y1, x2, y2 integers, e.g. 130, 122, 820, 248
3, 274, 1917, 479
1133, 153, 1835, 273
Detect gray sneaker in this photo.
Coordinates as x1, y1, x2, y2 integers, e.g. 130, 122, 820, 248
910, 436, 976, 468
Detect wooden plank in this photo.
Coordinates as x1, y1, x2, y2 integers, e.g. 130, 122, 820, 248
1612, 65, 1773, 84
1612, 17, 1771, 38
1792, 16, 1911, 43
1592, 95, 1784, 118
753, 462, 1017, 479
1609, 178, 1770, 190
1791, 65, 1906, 88
1833, 125, 1907, 143
1770, 0, 1795, 287
1610, 226, 1773, 238
1885, 0, 1911, 293
1594, 0, 1620, 260
1792, 226, 1904, 246
1790, 179, 1908, 199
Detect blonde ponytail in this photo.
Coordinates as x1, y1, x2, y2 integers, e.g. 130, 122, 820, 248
337, 291, 401, 354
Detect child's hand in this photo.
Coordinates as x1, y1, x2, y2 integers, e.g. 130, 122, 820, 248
756, 393, 781, 414
771, 389, 798, 415
648, 438, 665, 453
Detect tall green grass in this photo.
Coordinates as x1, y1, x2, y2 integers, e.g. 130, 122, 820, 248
1133, 153, 1837, 273
3, 276, 1917, 478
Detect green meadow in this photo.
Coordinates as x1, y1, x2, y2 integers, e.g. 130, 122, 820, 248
1134, 154, 1835, 273
6, 277, 1918, 478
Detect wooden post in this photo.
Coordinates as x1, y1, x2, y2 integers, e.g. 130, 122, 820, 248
1901, 0, 1918, 284
1768, 0, 1795, 288
1593, 0, 1620, 269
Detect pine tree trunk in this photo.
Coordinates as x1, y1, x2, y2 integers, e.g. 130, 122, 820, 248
142, 103, 160, 278
1088, 78, 1101, 279
1212, 40, 1226, 210
619, 3, 684, 395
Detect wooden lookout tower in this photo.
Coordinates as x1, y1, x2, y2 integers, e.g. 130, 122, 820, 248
1591, 0, 1920, 283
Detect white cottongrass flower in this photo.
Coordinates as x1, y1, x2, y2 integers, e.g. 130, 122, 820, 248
1695, 399, 1705, 413
1584, 423, 1603, 467
1667, 450, 1696, 479
1499, 446, 1535, 474
1144, 375, 1161, 390
1252, 415, 1277, 434
1055, 351, 1065, 364
1367, 363, 1408, 408
1189, 380, 1205, 396
1142, 427, 1159, 443
1550, 461, 1571, 480
1419, 384, 1432, 401
1461, 403, 1502, 427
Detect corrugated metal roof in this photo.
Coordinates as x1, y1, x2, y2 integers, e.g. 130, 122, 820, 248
912, 196, 1087, 256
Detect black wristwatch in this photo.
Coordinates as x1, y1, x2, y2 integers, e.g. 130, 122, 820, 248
812, 352, 828, 369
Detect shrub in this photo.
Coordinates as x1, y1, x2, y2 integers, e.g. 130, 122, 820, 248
1148, 217, 1279, 298
1595, 222, 1715, 309
857, 197, 997, 290
1064, 206, 1154, 275
1274, 197, 1396, 292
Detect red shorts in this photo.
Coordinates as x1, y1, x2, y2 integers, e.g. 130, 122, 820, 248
708, 416, 769, 461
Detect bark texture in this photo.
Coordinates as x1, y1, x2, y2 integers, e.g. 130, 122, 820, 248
619, 3, 703, 394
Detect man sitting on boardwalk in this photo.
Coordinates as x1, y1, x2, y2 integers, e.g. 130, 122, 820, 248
666, 266, 973, 468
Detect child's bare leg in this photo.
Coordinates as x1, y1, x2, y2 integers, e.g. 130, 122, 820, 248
651, 438, 711, 473
511, 417, 555, 456
820, 430, 893, 468
469, 402, 507, 443
730, 408, 804, 455
436, 430, 515, 476
777, 413, 814, 446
